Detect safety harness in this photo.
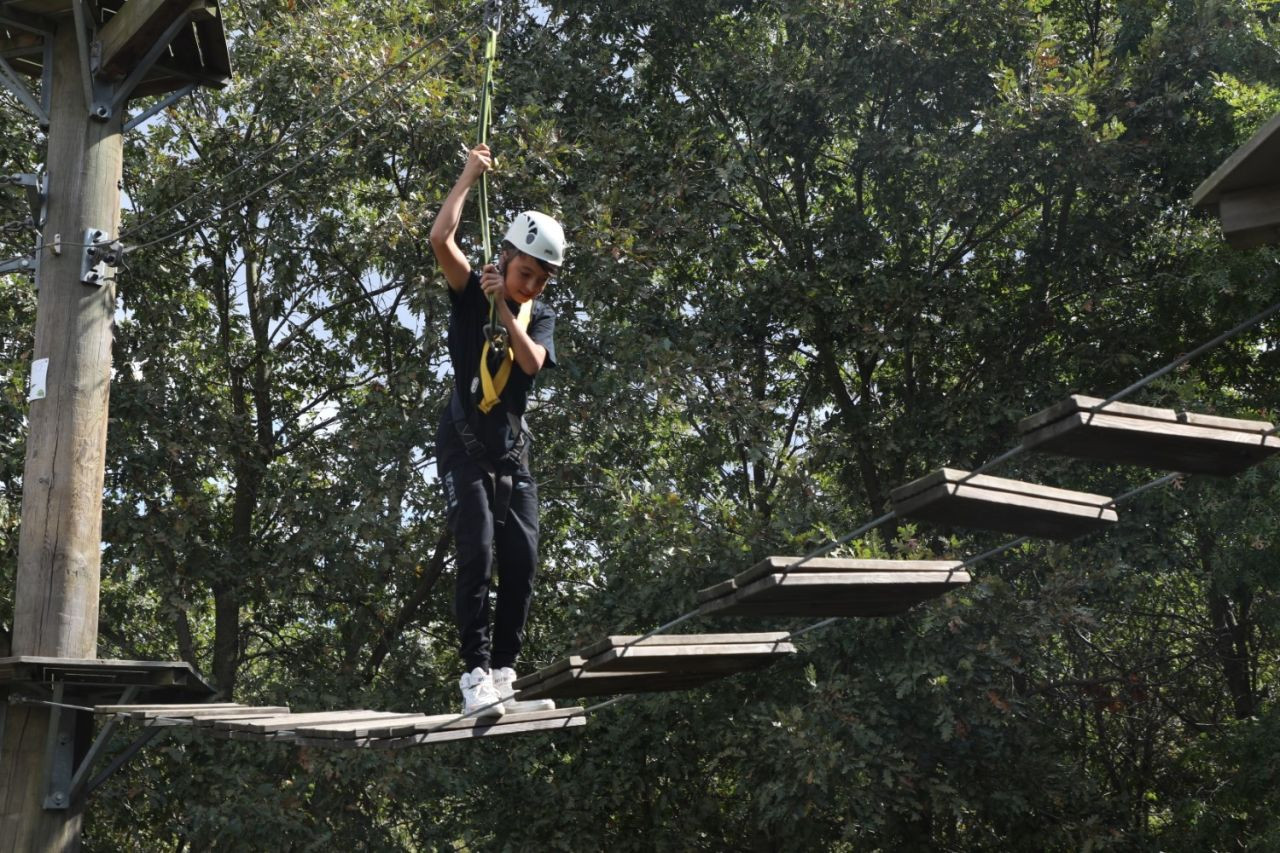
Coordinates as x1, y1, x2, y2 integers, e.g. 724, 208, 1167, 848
479, 298, 532, 413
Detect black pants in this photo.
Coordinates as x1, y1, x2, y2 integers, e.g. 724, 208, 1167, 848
440, 452, 539, 673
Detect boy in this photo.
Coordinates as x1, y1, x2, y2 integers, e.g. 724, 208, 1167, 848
429, 143, 565, 717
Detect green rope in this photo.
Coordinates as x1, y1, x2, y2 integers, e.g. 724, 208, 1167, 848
476, 12, 501, 331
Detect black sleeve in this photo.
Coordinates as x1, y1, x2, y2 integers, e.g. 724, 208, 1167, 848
447, 269, 484, 310
529, 304, 557, 369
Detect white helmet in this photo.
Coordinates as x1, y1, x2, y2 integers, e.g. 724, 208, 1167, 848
502, 211, 565, 268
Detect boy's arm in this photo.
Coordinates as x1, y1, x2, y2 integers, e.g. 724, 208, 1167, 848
429, 144, 491, 293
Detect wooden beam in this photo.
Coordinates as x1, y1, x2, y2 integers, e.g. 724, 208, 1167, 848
1217, 185, 1280, 250
95, 0, 209, 80
697, 570, 971, 618
1193, 112, 1280, 209
1020, 394, 1280, 474
890, 468, 1118, 540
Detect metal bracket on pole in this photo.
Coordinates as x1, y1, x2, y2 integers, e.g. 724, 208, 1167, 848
0, 53, 48, 126
80, 228, 121, 286
82, 725, 167, 801
123, 82, 195, 132
67, 685, 138, 805
70, 0, 112, 120
3, 172, 48, 227
0, 254, 37, 276
41, 683, 76, 811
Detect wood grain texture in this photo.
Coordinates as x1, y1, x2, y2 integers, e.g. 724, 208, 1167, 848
697, 570, 971, 617
296, 713, 588, 751
890, 468, 1117, 540
514, 667, 732, 700
2, 26, 122, 849
696, 556, 965, 603
210, 710, 407, 733
1192, 111, 1280, 208
1020, 396, 1280, 475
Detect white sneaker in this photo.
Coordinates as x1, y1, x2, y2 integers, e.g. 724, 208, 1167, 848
459, 667, 506, 718
493, 666, 556, 713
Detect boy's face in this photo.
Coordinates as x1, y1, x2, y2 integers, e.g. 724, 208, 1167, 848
503, 252, 553, 303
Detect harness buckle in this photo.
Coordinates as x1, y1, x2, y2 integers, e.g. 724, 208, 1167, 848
483, 322, 509, 353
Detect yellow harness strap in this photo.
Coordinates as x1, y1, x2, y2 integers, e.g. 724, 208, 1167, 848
478, 300, 534, 413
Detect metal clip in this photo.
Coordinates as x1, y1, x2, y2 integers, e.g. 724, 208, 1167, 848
80, 228, 111, 286
483, 322, 509, 353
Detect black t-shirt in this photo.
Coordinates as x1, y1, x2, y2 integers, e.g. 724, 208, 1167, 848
437, 269, 557, 460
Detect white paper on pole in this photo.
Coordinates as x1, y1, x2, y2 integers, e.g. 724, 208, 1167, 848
28, 357, 48, 401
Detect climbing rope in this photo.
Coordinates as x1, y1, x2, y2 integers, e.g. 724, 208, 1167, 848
476, 0, 506, 353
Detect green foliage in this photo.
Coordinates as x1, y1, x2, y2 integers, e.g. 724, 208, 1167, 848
1, 0, 1278, 848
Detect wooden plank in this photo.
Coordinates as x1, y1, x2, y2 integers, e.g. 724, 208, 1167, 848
290, 710, 583, 744
893, 482, 1117, 539
131, 705, 288, 721
0, 656, 214, 699
1021, 395, 1277, 435
1020, 399, 1280, 476
510, 655, 587, 690
292, 714, 450, 741
890, 469, 1117, 540
698, 570, 970, 618
410, 707, 574, 734
296, 712, 588, 750
191, 0, 229, 76
515, 667, 731, 700
1193, 111, 1280, 208
698, 556, 964, 603
1023, 411, 1280, 475
584, 641, 796, 675
1217, 185, 1280, 249
890, 467, 1114, 508
1181, 410, 1277, 431
95, 702, 242, 714
575, 632, 791, 660
97, 0, 199, 79
212, 709, 401, 733
192, 710, 307, 727
1019, 394, 1169, 432
220, 730, 298, 743
0, 655, 204, 671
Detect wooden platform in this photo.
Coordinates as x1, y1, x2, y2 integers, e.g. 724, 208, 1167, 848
1020, 395, 1280, 476
1192, 111, 1280, 248
695, 555, 970, 618
0, 0, 230, 98
1, 656, 216, 702
889, 468, 1117, 540
93, 703, 587, 749
512, 634, 796, 701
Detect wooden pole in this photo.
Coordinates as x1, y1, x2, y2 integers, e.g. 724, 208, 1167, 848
0, 18, 123, 849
